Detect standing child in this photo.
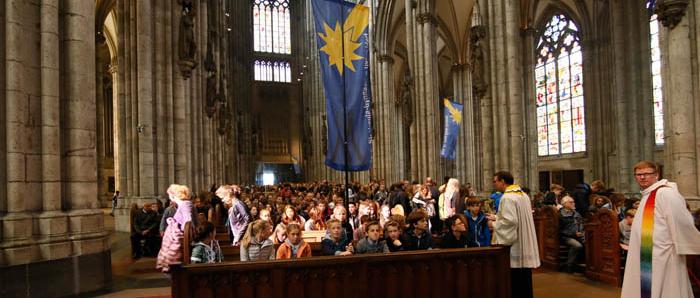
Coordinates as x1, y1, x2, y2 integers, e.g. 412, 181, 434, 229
276, 223, 312, 259
217, 185, 249, 246
190, 222, 223, 264
464, 197, 492, 247
156, 184, 194, 273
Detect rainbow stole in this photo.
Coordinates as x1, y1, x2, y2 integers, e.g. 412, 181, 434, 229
640, 186, 665, 298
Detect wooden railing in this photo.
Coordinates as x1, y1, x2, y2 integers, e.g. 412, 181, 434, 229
171, 246, 512, 298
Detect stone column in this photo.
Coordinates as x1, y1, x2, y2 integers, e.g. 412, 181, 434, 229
375, 54, 395, 182
411, 5, 440, 181
661, 4, 700, 203
136, 0, 155, 196
405, 0, 418, 180
504, 0, 525, 182
39, 0, 70, 261
521, 27, 539, 192
3, 0, 34, 266
453, 64, 477, 186
63, 0, 108, 257
173, 3, 189, 184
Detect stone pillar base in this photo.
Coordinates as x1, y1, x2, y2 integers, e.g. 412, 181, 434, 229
0, 250, 112, 297
0, 213, 35, 266
1, 212, 33, 241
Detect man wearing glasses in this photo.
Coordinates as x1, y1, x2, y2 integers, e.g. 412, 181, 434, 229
489, 171, 540, 298
622, 160, 700, 298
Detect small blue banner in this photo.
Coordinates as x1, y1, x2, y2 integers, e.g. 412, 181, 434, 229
440, 98, 463, 160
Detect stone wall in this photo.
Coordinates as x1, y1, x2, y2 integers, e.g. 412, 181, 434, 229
0, 0, 256, 296
0, 0, 110, 296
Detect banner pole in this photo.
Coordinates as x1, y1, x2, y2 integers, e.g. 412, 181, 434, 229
339, 0, 350, 223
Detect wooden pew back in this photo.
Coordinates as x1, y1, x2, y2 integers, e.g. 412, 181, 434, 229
534, 206, 560, 270
183, 221, 193, 265
171, 246, 512, 298
584, 208, 621, 286
302, 230, 327, 243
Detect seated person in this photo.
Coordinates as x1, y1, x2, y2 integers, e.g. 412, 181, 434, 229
321, 219, 353, 256
401, 209, 433, 250
330, 205, 354, 239
304, 207, 327, 231
240, 219, 275, 261
464, 197, 492, 247
441, 214, 476, 248
588, 194, 612, 213
276, 223, 312, 259
190, 221, 223, 264
559, 196, 584, 273
271, 223, 287, 245
353, 215, 370, 241
383, 220, 404, 252
355, 221, 389, 254
619, 208, 636, 251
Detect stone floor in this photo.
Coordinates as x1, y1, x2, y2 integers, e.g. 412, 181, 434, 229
96, 208, 621, 297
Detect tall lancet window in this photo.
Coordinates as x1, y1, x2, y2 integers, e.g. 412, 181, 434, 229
253, 0, 292, 82
253, 0, 291, 54
535, 14, 585, 156
648, 1, 664, 145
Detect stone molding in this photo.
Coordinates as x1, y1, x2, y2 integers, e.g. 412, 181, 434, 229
520, 26, 536, 37
451, 63, 470, 72
654, 0, 690, 29
416, 13, 436, 25
377, 54, 395, 64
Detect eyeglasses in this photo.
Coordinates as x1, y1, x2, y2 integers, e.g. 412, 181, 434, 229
634, 172, 656, 178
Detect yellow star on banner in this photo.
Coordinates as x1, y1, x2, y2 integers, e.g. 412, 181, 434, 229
444, 99, 462, 124
317, 5, 369, 76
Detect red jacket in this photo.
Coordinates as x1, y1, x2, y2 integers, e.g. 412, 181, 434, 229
276, 241, 312, 259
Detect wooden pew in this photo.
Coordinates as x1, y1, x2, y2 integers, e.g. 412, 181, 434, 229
302, 230, 327, 243
584, 208, 621, 286
182, 221, 193, 265
534, 206, 561, 270
171, 246, 512, 298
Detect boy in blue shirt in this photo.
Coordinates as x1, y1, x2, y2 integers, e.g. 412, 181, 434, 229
464, 197, 491, 247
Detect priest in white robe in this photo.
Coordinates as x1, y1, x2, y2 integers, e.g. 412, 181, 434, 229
622, 160, 700, 298
490, 171, 540, 298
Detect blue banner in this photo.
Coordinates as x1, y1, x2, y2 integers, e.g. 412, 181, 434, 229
312, 0, 372, 171
440, 98, 463, 160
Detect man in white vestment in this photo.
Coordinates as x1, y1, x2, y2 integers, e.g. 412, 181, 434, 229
622, 160, 700, 298
490, 171, 540, 298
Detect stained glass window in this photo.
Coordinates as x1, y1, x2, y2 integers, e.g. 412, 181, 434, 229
535, 14, 585, 156
253, 0, 291, 54
648, 1, 664, 145
254, 59, 291, 82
